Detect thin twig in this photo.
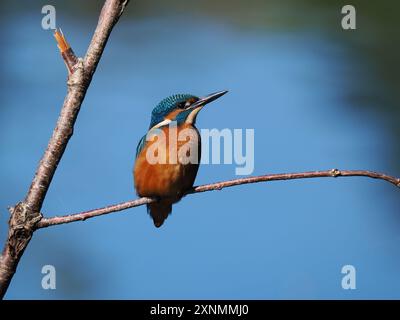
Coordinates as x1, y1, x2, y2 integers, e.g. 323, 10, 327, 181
36, 169, 400, 229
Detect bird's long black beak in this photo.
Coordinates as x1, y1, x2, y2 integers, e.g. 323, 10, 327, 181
190, 90, 228, 109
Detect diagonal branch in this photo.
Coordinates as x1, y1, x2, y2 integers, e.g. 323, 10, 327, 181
0, 0, 130, 300
25, 0, 129, 215
36, 169, 400, 229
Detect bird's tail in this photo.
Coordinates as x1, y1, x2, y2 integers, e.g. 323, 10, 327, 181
147, 201, 172, 228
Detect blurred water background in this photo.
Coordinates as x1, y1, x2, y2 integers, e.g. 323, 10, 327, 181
0, 0, 399, 299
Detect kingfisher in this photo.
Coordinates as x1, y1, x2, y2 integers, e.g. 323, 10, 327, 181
133, 90, 228, 227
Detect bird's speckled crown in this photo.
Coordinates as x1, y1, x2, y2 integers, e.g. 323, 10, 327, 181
150, 94, 197, 128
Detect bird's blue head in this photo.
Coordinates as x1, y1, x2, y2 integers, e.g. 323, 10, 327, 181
149, 90, 228, 129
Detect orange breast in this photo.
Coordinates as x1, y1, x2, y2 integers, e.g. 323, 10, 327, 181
133, 124, 201, 201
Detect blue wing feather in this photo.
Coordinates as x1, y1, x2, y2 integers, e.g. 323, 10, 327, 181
135, 134, 147, 159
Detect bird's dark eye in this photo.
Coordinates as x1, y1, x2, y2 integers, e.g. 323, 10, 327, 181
177, 101, 186, 109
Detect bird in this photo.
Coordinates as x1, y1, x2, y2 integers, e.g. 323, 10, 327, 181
133, 90, 228, 227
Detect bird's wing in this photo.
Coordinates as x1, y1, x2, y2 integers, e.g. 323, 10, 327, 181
135, 134, 147, 159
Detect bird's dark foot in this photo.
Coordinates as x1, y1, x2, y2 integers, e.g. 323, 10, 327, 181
153, 196, 162, 203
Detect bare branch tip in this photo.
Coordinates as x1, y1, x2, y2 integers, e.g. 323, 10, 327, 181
54, 28, 79, 74
54, 28, 70, 53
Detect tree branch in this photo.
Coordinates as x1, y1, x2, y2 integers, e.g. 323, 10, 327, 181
0, 0, 130, 299
36, 169, 400, 229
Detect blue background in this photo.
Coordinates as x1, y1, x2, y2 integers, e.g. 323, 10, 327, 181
0, 0, 399, 299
